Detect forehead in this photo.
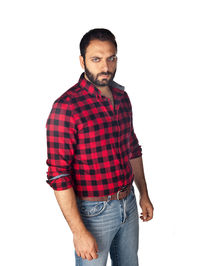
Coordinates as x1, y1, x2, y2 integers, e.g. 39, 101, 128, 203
85, 40, 116, 57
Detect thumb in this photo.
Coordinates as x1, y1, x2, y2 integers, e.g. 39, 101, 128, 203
142, 208, 147, 221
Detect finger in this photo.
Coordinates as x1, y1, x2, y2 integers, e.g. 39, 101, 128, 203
140, 213, 145, 221
141, 209, 148, 221
140, 212, 144, 217
146, 207, 153, 221
76, 250, 81, 257
85, 253, 93, 261
80, 252, 86, 260
91, 251, 98, 259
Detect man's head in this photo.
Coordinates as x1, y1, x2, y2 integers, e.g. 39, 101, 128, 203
79, 28, 118, 88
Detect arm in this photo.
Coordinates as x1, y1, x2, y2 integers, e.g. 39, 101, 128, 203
46, 99, 98, 260
130, 156, 154, 222
54, 187, 99, 260
127, 93, 154, 221
54, 187, 87, 235
46, 99, 77, 190
130, 156, 148, 197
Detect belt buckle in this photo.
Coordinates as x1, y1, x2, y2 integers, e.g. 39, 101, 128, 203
117, 185, 128, 200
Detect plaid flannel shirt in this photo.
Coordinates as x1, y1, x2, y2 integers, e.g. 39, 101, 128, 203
46, 73, 142, 197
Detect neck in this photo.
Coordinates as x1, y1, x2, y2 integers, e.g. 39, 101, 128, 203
96, 85, 110, 92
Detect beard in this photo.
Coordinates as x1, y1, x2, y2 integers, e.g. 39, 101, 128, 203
84, 64, 116, 87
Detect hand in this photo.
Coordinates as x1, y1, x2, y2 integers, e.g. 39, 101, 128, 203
73, 229, 99, 261
139, 195, 154, 222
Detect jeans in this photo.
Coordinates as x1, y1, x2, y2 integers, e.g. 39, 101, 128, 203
75, 185, 139, 266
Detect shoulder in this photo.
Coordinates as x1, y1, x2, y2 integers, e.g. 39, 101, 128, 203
50, 82, 83, 115
53, 83, 80, 105
47, 84, 81, 122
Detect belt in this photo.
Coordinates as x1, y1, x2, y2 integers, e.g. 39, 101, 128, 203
77, 184, 132, 201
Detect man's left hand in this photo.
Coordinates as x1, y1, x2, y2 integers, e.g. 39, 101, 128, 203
139, 195, 154, 222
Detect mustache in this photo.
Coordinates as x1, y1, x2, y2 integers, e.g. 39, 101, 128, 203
97, 72, 113, 77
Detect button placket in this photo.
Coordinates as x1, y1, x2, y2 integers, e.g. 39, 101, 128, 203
115, 102, 125, 182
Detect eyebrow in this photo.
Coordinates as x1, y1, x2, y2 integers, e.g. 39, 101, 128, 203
90, 54, 117, 59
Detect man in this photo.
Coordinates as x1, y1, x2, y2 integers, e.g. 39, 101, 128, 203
46, 28, 154, 266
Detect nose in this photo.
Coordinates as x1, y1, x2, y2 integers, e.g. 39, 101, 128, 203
101, 59, 109, 72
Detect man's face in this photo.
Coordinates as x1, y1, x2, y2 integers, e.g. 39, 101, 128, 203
80, 40, 117, 87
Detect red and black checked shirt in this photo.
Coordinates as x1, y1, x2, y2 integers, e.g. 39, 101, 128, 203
46, 73, 142, 197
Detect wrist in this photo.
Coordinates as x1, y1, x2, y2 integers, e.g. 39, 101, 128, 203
72, 223, 88, 235
139, 191, 149, 199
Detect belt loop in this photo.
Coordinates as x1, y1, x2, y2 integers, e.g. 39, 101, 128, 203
107, 195, 111, 202
117, 190, 120, 200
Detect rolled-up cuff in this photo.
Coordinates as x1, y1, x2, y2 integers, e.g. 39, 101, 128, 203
129, 145, 142, 159
46, 174, 73, 191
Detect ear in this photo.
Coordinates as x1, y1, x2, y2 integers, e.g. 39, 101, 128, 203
79, 55, 85, 70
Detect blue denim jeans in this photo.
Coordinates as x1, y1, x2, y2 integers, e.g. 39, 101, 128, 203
75, 185, 139, 266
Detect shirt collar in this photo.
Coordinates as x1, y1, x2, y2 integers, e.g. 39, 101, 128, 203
78, 72, 125, 98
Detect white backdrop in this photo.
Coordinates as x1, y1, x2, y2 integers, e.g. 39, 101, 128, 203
0, 0, 199, 265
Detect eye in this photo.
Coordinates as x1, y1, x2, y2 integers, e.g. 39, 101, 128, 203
91, 57, 100, 62
107, 55, 117, 62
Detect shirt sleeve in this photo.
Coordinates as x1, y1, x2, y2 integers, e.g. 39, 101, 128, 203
127, 94, 142, 159
46, 97, 77, 191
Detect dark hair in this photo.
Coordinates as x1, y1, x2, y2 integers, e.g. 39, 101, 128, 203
80, 28, 117, 59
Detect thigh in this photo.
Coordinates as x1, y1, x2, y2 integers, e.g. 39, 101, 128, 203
75, 249, 108, 266
75, 198, 120, 266
110, 189, 139, 266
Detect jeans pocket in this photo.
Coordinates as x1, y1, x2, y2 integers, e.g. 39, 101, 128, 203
78, 200, 107, 217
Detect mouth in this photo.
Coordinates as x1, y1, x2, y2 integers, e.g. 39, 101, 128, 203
100, 74, 110, 79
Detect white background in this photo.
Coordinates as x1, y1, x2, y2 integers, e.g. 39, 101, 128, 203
0, 0, 200, 265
